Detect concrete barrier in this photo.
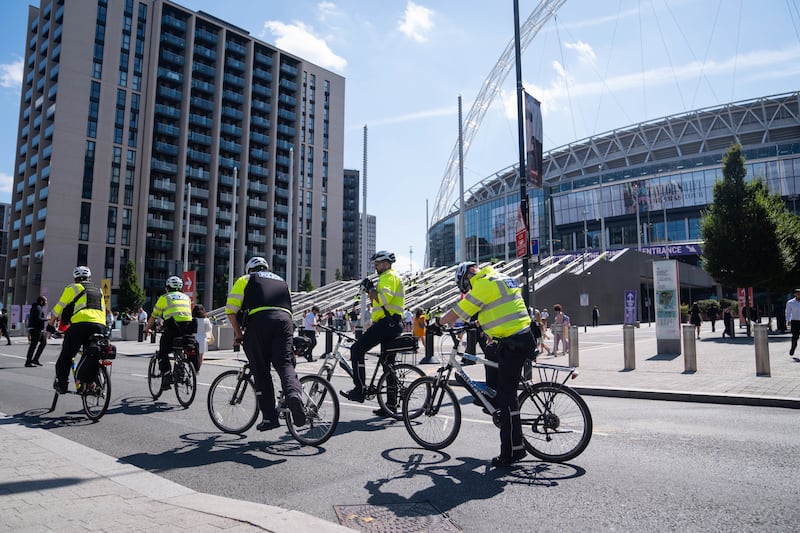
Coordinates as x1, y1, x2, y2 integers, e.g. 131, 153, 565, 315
682, 324, 697, 372
568, 325, 579, 367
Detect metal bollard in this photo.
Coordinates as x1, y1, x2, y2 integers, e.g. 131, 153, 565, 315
623, 324, 635, 370
682, 324, 697, 372
754, 323, 771, 376
420, 329, 435, 364
325, 329, 333, 353
568, 325, 579, 367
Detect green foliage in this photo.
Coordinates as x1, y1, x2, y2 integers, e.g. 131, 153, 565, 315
118, 259, 145, 312
213, 272, 228, 310
700, 144, 784, 289
335, 268, 343, 281
299, 270, 315, 292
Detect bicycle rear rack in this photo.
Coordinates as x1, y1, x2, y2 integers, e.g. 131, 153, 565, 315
532, 363, 577, 386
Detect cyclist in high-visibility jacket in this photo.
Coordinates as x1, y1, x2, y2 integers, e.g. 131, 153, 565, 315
225, 257, 306, 430
340, 250, 405, 416
438, 262, 537, 467
47, 266, 107, 394
143, 276, 194, 391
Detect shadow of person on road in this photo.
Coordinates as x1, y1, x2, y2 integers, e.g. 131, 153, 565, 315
102, 395, 182, 416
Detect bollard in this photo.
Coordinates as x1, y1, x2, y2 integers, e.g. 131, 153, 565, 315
754, 323, 771, 376
682, 324, 697, 372
623, 324, 635, 370
325, 329, 333, 353
138, 322, 144, 342
420, 328, 435, 364
568, 324, 579, 367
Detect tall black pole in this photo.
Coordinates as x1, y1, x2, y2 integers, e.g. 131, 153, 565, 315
513, 0, 531, 308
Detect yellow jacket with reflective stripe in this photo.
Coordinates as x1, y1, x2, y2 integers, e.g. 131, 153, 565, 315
151, 291, 193, 322
452, 265, 530, 339
371, 268, 405, 322
52, 282, 106, 325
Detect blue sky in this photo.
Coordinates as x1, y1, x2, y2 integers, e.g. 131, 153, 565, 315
1, 0, 799, 273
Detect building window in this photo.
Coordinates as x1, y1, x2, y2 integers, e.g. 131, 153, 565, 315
79, 202, 91, 241
78, 244, 88, 266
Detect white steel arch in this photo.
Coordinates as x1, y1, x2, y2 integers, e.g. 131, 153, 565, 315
430, 0, 567, 226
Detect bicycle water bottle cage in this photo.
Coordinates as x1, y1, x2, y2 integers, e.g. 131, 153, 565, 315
381, 333, 419, 355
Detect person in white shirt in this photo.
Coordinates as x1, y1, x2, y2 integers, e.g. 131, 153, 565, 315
786, 288, 800, 357
302, 306, 319, 362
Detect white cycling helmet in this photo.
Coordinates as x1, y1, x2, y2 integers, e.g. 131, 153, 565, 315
454, 261, 477, 293
73, 266, 91, 280
246, 256, 270, 273
165, 275, 183, 291
371, 250, 396, 263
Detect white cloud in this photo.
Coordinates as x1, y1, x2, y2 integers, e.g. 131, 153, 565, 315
398, 1, 434, 43
264, 20, 346, 72
565, 40, 596, 64
0, 59, 23, 88
365, 105, 455, 128
317, 1, 341, 23
0, 172, 13, 195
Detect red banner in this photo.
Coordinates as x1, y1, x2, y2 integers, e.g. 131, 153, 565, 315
515, 228, 528, 258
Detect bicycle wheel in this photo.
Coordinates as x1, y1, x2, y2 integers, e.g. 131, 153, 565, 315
207, 370, 259, 433
286, 375, 339, 446
173, 358, 197, 408
402, 376, 461, 450
377, 362, 425, 420
518, 382, 592, 463
82, 365, 111, 421
147, 355, 163, 400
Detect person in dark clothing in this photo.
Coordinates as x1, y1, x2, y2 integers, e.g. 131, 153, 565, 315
707, 305, 718, 333
0, 309, 11, 345
26, 296, 48, 366
591, 306, 600, 327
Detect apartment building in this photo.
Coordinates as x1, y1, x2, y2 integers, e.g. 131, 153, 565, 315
8, 0, 345, 308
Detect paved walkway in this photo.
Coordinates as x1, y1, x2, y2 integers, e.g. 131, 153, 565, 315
2, 323, 797, 532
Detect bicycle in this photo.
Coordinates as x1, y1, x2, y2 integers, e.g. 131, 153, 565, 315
316, 323, 424, 420
49, 333, 115, 421
207, 354, 339, 446
147, 333, 197, 408
402, 324, 592, 463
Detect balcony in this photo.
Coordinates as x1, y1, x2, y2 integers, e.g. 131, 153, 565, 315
148, 197, 176, 211
189, 113, 213, 127
248, 215, 267, 228
248, 232, 267, 244
151, 158, 177, 173
151, 178, 176, 192
158, 86, 182, 102
280, 63, 298, 76
146, 217, 175, 231
186, 167, 210, 181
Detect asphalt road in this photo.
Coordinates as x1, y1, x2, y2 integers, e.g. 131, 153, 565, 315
1, 343, 798, 532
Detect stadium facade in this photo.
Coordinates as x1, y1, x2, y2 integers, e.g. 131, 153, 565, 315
428, 92, 800, 268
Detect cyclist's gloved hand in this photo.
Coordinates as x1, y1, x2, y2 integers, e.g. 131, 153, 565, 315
360, 277, 375, 292
46, 324, 56, 334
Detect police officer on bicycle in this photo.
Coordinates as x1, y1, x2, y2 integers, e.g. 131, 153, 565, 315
438, 261, 536, 467
340, 250, 405, 417
47, 266, 107, 394
226, 257, 306, 430
143, 276, 194, 391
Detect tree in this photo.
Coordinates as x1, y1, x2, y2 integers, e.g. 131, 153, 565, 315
118, 259, 145, 312
213, 272, 228, 310
700, 144, 784, 335
299, 270, 315, 292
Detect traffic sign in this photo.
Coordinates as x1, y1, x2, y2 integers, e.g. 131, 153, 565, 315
183, 271, 196, 304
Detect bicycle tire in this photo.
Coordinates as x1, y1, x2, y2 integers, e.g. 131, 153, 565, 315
402, 376, 461, 450
147, 355, 162, 400
82, 364, 111, 421
207, 370, 259, 433
376, 363, 425, 420
286, 375, 339, 446
173, 358, 197, 408
518, 382, 592, 462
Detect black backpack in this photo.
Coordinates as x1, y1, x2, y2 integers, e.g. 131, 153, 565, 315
61, 283, 103, 325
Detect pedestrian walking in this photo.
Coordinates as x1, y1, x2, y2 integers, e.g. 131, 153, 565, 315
689, 303, 702, 339
786, 288, 800, 357
0, 309, 11, 345
592, 306, 600, 327
25, 296, 48, 367
707, 304, 718, 332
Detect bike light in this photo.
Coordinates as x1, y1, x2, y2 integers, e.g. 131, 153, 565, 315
571, 372, 578, 379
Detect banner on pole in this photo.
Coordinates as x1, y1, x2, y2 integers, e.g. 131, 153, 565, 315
524, 91, 543, 189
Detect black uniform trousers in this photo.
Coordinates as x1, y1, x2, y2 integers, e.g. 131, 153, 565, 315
349, 316, 403, 398
158, 320, 195, 374
243, 310, 303, 422
494, 330, 536, 458
26, 329, 47, 364
55, 322, 107, 387
790, 320, 800, 356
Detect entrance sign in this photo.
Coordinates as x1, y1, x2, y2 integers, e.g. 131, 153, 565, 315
653, 260, 681, 354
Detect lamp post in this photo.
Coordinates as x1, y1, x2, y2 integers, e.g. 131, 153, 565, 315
228, 166, 237, 291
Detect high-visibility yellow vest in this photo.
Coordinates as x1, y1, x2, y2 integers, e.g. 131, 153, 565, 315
152, 291, 193, 322
452, 266, 530, 339
371, 268, 405, 322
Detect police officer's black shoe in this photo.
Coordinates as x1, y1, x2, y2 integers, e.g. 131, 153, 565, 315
160, 373, 173, 391
53, 379, 68, 394
257, 419, 280, 431
340, 388, 366, 403
286, 396, 307, 427
372, 405, 397, 418
490, 449, 527, 467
